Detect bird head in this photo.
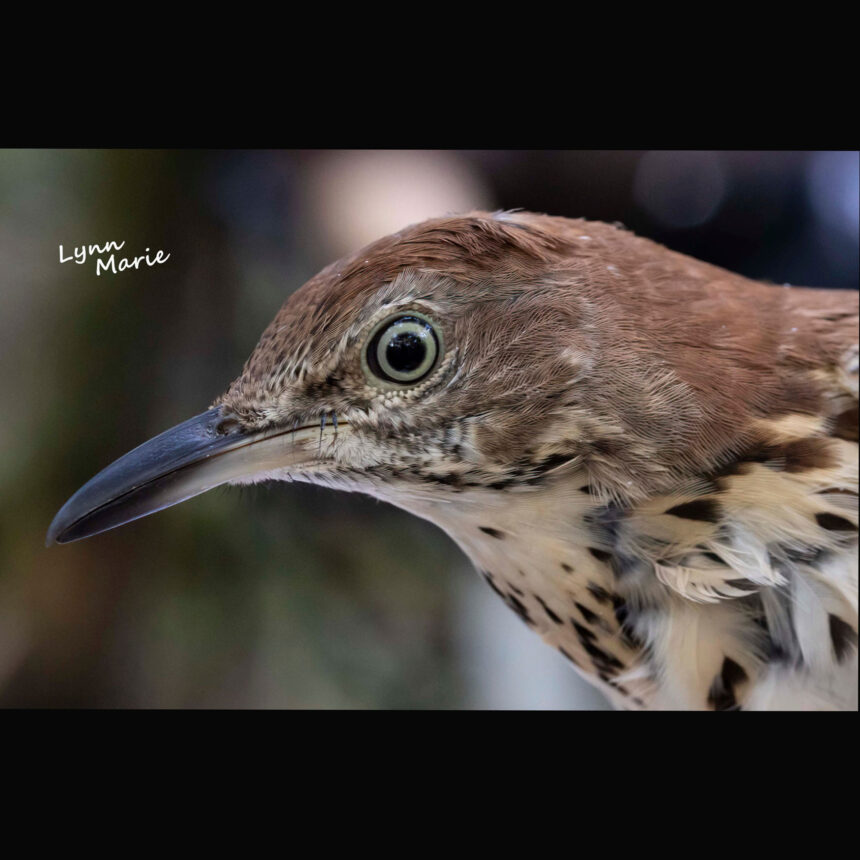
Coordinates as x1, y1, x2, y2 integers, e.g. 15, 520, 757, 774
47, 210, 807, 545
211, 211, 599, 494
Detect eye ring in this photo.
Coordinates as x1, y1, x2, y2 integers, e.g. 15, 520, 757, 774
362, 312, 443, 388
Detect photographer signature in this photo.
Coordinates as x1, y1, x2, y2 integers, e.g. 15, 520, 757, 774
59, 241, 170, 276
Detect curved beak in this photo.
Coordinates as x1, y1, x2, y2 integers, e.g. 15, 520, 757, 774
46, 406, 323, 546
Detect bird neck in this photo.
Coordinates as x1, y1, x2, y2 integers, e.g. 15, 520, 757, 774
380, 473, 655, 707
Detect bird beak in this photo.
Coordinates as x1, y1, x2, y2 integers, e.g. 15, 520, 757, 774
46, 405, 324, 546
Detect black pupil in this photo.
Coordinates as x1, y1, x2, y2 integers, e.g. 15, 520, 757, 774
386, 331, 426, 372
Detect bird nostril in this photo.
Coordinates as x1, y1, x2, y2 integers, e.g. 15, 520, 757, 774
214, 415, 242, 436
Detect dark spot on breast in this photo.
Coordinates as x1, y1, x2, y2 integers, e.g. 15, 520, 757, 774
815, 513, 857, 533
708, 685, 736, 712
575, 602, 600, 625
665, 499, 722, 523
587, 582, 612, 604
832, 406, 859, 442
611, 596, 645, 649
478, 526, 506, 539
829, 614, 858, 663
707, 657, 748, 711
572, 620, 597, 642
505, 594, 534, 627
579, 639, 624, 674
483, 572, 535, 628
560, 562, 574, 573
589, 547, 612, 563
780, 438, 835, 473
481, 571, 506, 600
535, 595, 563, 625
722, 657, 747, 685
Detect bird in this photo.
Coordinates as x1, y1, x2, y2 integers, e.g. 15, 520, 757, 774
47, 210, 859, 710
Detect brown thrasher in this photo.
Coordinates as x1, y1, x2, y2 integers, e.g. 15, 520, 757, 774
48, 211, 859, 710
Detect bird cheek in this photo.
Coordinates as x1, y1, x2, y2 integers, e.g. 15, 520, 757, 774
468, 413, 533, 467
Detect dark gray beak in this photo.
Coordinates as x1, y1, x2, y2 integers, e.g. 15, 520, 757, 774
46, 406, 323, 546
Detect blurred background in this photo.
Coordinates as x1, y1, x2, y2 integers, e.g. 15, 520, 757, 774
0, 149, 857, 708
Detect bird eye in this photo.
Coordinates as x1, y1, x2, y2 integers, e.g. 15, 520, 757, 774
364, 313, 441, 386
